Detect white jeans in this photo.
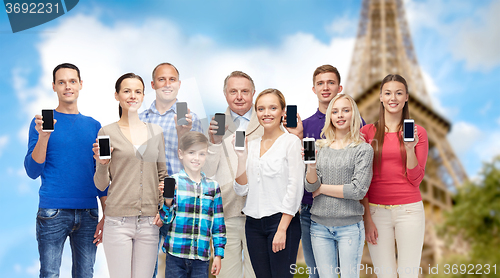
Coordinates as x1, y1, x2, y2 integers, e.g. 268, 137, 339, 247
367, 201, 425, 278
103, 216, 159, 278
218, 216, 256, 278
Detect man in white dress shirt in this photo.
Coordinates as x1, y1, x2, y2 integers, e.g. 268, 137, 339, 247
203, 71, 261, 278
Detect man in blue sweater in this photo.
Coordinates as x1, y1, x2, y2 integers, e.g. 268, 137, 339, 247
24, 63, 107, 278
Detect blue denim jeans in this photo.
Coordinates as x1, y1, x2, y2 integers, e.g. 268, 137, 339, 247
245, 213, 301, 278
165, 252, 209, 278
152, 223, 171, 278
299, 204, 319, 278
36, 208, 98, 278
310, 220, 365, 278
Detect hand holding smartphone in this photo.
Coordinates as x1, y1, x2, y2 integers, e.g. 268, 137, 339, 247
98, 136, 111, 159
403, 119, 415, 142
214, 113, 226, 136
42, 109, 54, 132
286, 105, 297, 128
176, 102, 188, 126
303, 138, 316, 164
163, 177, 176, 199
234, 130, 245, 151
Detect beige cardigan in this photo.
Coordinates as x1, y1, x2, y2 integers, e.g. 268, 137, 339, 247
94, 122, 167, 217
203, 107, 264, 219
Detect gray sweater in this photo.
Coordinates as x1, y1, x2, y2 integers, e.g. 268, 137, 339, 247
305, 142, 373, 227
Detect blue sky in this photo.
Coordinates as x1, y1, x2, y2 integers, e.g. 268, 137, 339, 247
1, 0, 499, 277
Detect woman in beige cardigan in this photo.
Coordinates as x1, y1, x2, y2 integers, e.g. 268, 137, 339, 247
93, 73, 167, 278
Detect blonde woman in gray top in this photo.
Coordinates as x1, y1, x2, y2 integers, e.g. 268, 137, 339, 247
93, 73, 167, 278
305, 93, 373, 278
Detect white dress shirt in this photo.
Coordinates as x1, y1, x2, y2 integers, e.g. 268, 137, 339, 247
230, 109, 252, 131
234, 132, 304, 219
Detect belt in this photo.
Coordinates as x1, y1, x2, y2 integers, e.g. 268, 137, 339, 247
369, 203, 402, 209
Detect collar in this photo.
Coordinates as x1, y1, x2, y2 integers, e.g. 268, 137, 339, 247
230, 108, 252, 122
177, 169, 207, 182
146, 99, 178, 116
314, 109, 326, 120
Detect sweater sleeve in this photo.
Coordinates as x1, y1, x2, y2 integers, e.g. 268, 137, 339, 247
157, 131, 168, 204
343, 144, 374, 200
407, 125, 428, 187
24, 118, 45, 179
211, 183, 226, 258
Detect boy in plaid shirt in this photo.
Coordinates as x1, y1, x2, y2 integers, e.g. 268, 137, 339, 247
160, 131, 226, 277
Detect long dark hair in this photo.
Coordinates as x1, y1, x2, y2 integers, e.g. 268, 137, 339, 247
371, 74, 410, 174
115, 73, 145, 118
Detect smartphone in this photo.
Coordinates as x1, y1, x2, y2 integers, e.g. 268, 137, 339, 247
176, 102, 188, 126
163, 177, 176, 199
403, 119, 415, 142
214, 113, 226, 136
286, 105, 297, 128
303, 138, 316, 164
98, 135, 111, 159
41, 109, 54, 132
235, 130, 245, 151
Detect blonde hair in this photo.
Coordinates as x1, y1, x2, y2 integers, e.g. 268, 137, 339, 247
254, 88, 286, 111
317, 93, 364, 148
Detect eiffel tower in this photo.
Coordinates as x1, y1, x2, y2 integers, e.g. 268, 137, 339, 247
345, 0, 468, 273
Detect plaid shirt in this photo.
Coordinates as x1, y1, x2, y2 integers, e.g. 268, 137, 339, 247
139, 100, 203, 176
160, 170, 226, 261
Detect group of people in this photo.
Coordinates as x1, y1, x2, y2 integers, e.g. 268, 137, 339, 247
25, 62, 428, 278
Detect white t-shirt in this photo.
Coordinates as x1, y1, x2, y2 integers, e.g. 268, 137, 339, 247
234, 132, 304, 218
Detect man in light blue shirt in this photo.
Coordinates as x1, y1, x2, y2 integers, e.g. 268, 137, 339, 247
139, 62, 203, 277
204, 71, 262, 278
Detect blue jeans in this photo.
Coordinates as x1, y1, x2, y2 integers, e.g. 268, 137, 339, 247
300, 204, 319, 278
36, 208, 98, 278
152, 223, 170, 278
245, 213, 301, 278
310, 220, 365, 278
165, 252, 209, 278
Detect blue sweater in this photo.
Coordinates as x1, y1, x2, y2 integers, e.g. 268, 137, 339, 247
24, 110, 106, 209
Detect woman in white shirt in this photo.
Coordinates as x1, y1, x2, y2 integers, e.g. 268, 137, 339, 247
234, 88, 304, 278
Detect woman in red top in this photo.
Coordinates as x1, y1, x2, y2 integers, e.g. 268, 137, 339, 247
360, 74, 428, 278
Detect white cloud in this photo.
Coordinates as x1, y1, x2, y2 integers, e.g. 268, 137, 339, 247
0, 135, 8, 157
15, 14, 355, 130
447, 121, 482, 158
451, 0, 500, 71
325, 15, 357, 37
405, 0, 500, 71
420, 69, 458, 119
475, 130, 500, 163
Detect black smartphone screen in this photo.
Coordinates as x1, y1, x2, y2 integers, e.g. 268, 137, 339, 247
176, 102, 188, 125
163, 177, 176, 198
42, 109, 54, 131
404, 121, 414, 140
304, 140, 315, 162
235, 131, 245, 148
215, 113, 226, 136
99, 138, 111, 157
286, 105, 297, 128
